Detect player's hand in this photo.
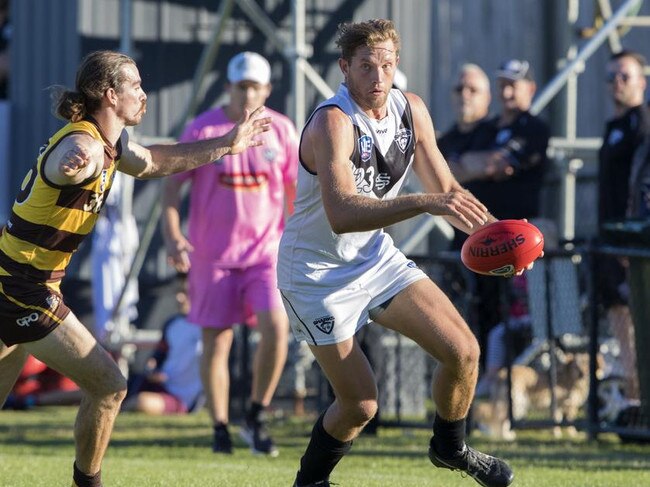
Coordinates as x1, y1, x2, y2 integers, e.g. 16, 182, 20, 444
227, 106, 272, 155
515, 250, 544, 276
165, 236, 194, 273
428, 191, 488, 229
59, 146, 93, 176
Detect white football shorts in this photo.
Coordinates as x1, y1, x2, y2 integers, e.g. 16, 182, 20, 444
279, 251, 427, 346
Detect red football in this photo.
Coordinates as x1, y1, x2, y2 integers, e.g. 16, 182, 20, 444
461, 220, 544, 276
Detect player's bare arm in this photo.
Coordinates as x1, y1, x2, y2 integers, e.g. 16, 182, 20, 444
43, 134, 104, 186
161, 177, 193, 273
406, 92, 493, 233
118, 106, 272, 178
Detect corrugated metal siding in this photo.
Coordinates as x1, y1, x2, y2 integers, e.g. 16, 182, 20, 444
10, 0, 79, 192
430, 0, 550, 132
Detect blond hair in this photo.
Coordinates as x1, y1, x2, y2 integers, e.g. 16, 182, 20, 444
336, 19, 401, 61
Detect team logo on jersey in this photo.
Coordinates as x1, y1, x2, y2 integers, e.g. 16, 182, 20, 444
263, 147, 278, 163
313, 315, 335, 334
394, 128, 412, 153
358, 135, 373, 162
496, 129, 512, 146
608, 129, 624, 146
375, 173, 391, 191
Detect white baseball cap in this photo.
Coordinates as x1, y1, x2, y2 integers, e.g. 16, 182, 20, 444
227, 52, 271, 85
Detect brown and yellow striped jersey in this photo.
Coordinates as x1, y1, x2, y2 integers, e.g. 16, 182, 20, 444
0, 118, 121, 285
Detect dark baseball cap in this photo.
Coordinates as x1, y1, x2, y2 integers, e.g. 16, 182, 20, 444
496, 59, 534, 81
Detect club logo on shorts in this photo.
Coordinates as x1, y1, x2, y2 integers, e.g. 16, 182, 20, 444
313, 315, 335, 334
358, 135, 373, 162
394, 128, 412, 154
46, 294, 60, 311
16, 312, 39, 327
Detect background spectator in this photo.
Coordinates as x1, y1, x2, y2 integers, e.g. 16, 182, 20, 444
162, 51, 298, 456
598, 50, 648, 401
122, 274, 203, 415
445, 59, 551, 372
456, 59, 550, 220
438, 63, 496, 251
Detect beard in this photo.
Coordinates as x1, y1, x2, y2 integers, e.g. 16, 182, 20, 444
347, 81, 388, 111
126, 102, 147, 127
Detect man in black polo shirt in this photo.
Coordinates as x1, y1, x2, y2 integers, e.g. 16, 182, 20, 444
598, 50, 649, 403
457, 59, 550, 221
442, 59, 550, 378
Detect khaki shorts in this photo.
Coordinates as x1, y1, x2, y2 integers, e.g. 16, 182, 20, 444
0, 277, 70, 346
280, 253, 427, 346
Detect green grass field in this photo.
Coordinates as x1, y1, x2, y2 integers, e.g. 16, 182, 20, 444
1, 407, 649, 486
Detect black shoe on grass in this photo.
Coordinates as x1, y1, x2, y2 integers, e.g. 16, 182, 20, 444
212, 426, 233, 454
428, 440, 514, 487
240, 419, 279, 457
292, 478, 331, 486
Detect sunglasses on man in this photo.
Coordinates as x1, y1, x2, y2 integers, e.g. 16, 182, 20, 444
453, 85, 481, 94
606, 71, 632, 83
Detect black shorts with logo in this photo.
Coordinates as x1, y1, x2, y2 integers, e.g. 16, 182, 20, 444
0, 276, 71, 346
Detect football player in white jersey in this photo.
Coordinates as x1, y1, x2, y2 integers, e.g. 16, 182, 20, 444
280, 19, 522, 487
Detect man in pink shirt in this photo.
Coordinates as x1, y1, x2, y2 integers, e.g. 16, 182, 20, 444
162, 51, 298, 456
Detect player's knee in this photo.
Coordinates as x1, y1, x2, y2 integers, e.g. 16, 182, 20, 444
347, 399, 378, 427
94, 372, 128, 405
105, 374, 128, 405
466, 337, 480, 366
450, 338, 480, 375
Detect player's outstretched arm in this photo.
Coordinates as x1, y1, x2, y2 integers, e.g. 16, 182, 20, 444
118, 106, 272, 179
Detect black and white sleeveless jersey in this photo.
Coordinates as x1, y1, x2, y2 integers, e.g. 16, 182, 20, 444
278, 83, 416, 291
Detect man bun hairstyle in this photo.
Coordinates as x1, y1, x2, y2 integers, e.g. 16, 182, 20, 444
336, 18, 401, 61
51, 50, 136, 122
